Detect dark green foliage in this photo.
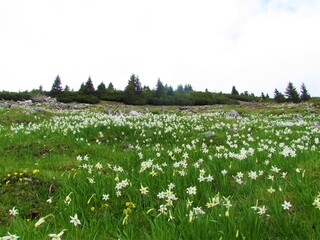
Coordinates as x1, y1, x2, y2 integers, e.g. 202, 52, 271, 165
184, 84, 193, 91
6, 74, 314, 106
64, 85, 70, 92
84, 76, 96, 95
79, 82, 86, 93
242, 91, 249, 96
300, 83, 311, 101
149, 91, 239, 106
227, 94, 259, 102
285, 82, 300, 103
99, 82, 122, 102
176, 84, 184, 92
57, 92, 100, 104
123, 74, 144, 105
155, 78, 166, 98
100, 90, 123, 102
74, 94, 100, 104
167, 85, 174, 96
274, 88, 286, 103
173, 92, 195, 105
50, 75, 63, 97
0, 91, 32, 101
96, 82, 107, 98
231, 86, 239, 95
107, 82, 115, 91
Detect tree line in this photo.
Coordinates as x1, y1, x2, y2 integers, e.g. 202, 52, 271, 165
274, 82, 310, 103
49, 74, 247, 105
0, 74, 313, 105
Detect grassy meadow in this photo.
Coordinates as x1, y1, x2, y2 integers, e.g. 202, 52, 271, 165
0, 101, 320, 239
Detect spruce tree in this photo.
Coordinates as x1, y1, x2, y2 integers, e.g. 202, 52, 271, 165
84, 77, 95, 95
167, 86, 174, 96
176, 85, 184, 92
231, 86, 239, 95
274, 88, 286, 103
50, 75, 63, 97
107, 82, 115, 91
79, 83, 86, 94
285, 82, 300, 103
97, 82, 107, 98
64, 85, 70, 92
300, 83, 311, 101
184, 84, 193, 91
155, 78, 166, 98
123, 74, 143, 104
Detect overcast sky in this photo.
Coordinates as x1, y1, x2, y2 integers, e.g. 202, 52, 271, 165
1, 0, 320, 96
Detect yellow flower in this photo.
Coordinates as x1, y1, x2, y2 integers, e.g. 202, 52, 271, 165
33, 169, 40, 174
125, 202, 136, 209
123, 208, 132, 215
90, 207, 95, 212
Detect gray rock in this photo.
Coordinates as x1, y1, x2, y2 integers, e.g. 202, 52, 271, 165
128, 110, 141, 117
227, 110, 241, 119
17, 100, 32, 105
32, 95, 53, 103
204, 131, 214, 138
311, 123, 320, 129
32, 107, 46, 112
1, 101, 11, 108
294, 113, 304, 120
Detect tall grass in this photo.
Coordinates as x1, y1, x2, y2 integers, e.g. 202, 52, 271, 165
0, 104, 319, 239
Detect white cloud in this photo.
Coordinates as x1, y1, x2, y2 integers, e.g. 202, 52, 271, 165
0, 0, 319, 96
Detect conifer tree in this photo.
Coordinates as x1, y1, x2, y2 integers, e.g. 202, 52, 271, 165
50, 75, 63, 97
155, 78, 166, 98
107, 82, 115, 91
79, 83, 86, 93
64, 85, 70, 92
184, 84, 193, 91
285, 82, 300, 103
167, 85, 174, 96
97, 82, 107, 98
123, 74, 143, 104
300, 83, 311, 101
84, 76, 95, 95
231, 86, 239, 95
274, 88, 286, 103
176, 84, 184, 92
